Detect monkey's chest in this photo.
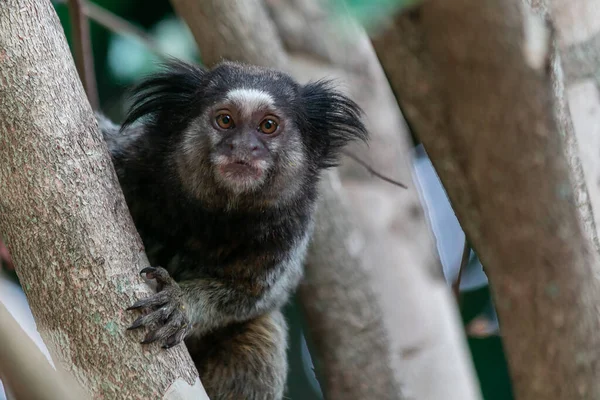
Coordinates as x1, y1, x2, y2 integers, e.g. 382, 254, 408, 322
143, 230, 288, 283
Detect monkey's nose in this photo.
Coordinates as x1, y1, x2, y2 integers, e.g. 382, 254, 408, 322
223, 134, 267, 159
251, 145, 262, 156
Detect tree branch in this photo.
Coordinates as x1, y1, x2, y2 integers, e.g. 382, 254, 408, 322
56, 0, 169, 60
341, 150, 407, 189
0, 302, 86, 400
0, 0, 207, 397
452, 239, 470, 300
372, 0, 600, 398
67, 0, 99, 109
544, 0, 600, 254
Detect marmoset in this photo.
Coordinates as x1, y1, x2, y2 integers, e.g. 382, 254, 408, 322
99, 59, 368, 400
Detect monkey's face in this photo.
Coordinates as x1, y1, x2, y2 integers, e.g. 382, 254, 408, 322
189, 87, 306, 195
171, 62, 310, 200
123, 60, 367, 204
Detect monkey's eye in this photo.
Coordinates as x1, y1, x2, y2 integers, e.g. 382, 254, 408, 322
216, 113, 235, 129
259, 118, 279, 134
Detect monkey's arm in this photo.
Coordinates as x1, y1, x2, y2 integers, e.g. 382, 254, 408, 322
126, 255, 303, 348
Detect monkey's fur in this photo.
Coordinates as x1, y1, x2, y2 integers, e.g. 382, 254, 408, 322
99, 60, 368, 400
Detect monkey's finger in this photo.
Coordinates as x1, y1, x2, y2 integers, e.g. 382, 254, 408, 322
140, 315, 186, 345
126, 291, 171, 311
140, 266, 174, 286
140, 266, 157, 275
161, 311, 190, 348
162, 327, 188, 349
141, 320, 181, 345
127, 305, 171, 330
140, 329, 161, 345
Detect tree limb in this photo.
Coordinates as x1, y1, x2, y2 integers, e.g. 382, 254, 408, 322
452, 239, 470, 300
545, 0, 600, 254
67, 0, 99, 109
0, 301, 86, 400
56, 0, 169, 60
341, 150, 407, 189
372, 0, 600, 398
0, 0, 207, 398
523, 0, 600, 255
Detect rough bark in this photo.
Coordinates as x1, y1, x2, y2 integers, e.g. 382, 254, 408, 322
547, 44, 600, 253
525, 0, 600, 254
372, 0, 600, 399
547, 0, 600, 252
264, 1, 483, 399
0, 1, 207, 398
169, 0, 405, 398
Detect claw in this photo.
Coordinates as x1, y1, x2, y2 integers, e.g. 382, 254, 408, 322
126, 266, 190, 349
162, 342, 177, 349
128, 305, 172, 329
142, 266, 173, 286
127, 315, 146, 330
140, 266, 157, 276
141, 330, 159, 345
126, 291, 170, 312
162, 326, 188, 349
126, 299, 147, 311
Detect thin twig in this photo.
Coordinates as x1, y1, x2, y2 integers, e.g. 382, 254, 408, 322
67, 0, 99, 109
56, 0, 170, 60
452, 238, 471, 301
84, 2, 169, 59
342, 150, 408, 189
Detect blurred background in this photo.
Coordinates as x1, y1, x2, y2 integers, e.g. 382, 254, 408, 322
0, 1, 514, 398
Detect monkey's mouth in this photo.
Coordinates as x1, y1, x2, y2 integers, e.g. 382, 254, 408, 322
217, 159, 265, 183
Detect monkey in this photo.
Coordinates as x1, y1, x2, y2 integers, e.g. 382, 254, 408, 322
98, 59, 368, 400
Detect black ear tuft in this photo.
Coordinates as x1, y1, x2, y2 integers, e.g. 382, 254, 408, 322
298, 80, 368, 169
121, 58, 206, 133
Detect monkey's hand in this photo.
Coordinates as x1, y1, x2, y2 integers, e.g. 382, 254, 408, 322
126, 266, 192, 349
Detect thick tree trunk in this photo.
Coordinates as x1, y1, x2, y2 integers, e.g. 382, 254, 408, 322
525, 0, 600, 254
0, 1, 207, 398
372, 0, 600, 399
170, 0, 408, 398
548, 0, 600, 251
264, 1, 483, 399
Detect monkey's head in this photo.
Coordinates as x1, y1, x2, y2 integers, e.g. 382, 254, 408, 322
122, 60, 367, 205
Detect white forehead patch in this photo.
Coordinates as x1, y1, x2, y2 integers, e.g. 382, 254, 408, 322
226, 88, 274, 118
